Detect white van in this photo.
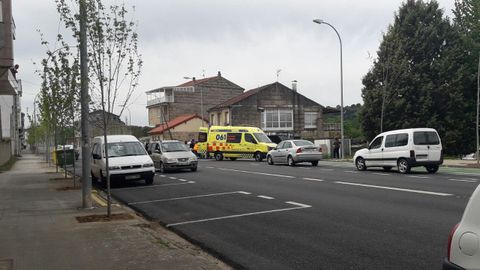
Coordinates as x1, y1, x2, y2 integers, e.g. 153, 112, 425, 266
91, 135, 155, 185
353, 128, 443, 174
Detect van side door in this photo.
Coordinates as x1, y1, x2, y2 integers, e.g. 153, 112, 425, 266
365, 136, 384, 167
383, 133, 409, 167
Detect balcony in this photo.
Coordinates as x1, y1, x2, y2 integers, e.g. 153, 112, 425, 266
146, 87, 174, 107
147, 95, 174, 106
323, 123, 341, 131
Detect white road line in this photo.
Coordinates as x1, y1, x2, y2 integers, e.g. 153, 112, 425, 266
257, 195, 274, 200
119, 182, 193, 191
128, 191, 245, 205
166, 205, 312, 227
178, 179, 187, 182
206, 166, 214, 169
169, 177, 177, 180
285, 201, 312, 208
298, 167, 311, 170
219, 168, 295, 178
448, 178, 478, 183
344, 171, 359, 174
373, 173, 391, 176
334, 181, 452, 196
407, 175, 430, 179
303, 177, 325, 182
158, 175, 166, 177
238, 191, 252, 195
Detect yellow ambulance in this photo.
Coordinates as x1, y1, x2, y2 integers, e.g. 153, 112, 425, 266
194, 126, 277, 161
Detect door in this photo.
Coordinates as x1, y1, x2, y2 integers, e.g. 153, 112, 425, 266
243, 133, 257, 154
150, 143, 162, 168
413, 131, 441, 162
271, 141, 284, 162
91, 143, 101, 177
281, 141, 293, 163
365, 136, 384, 167
383, 133, 409, 167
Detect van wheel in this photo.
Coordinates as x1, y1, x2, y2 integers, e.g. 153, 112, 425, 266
191, 166, 197, 172
383, 166, 392, 172
355, 157, 367, 171
397, 159, 411, 174
425, 165, 439, 174
267, 155, 274, 165
287, 156, 295, 166
145, 175, 154, 185
214, 152, 224, 161
254, 152, 263, 162
311, 161, 318, 166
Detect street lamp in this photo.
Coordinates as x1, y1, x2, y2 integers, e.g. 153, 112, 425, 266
313, 18, 344, 158
184, 76, 204, 127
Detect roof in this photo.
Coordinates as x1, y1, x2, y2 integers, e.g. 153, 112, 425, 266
210, 83, 274, 110
176, 76, 217, 87
148, 114, 207, 135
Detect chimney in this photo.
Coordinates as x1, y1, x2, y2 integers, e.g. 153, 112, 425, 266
292, 80, 297, 92
217, 71, 222, 77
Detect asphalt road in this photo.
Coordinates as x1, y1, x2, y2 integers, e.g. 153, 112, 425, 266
69, 159, 479, 269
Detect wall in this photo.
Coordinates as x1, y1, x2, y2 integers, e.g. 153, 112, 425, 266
0, 140, 11, 166
0, 94, 13, 139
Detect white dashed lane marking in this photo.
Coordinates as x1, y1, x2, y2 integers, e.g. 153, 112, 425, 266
257, 195, 274, 200
448, 178, 478, 183
407, 175, 430, 179
334, 181, 452, 196
303, 177, 325, 182
128, 191, 245, 205
372, 173, 391, 176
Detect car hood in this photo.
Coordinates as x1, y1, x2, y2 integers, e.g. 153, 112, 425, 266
108, 155, 153, 166
354, 148, 369, 157
162, 151, 196, 159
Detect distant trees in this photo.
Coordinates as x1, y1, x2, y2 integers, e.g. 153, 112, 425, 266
360, 0, 479, 155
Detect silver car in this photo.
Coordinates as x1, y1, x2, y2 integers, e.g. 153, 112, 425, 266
148, 140, 198, 172
266, 140, 322, 166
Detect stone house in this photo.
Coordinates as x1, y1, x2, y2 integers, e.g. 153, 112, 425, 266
146, 71, 244, 127
208, 82, 339, 140
88, 110, 131, 138
148, 114, 208, 142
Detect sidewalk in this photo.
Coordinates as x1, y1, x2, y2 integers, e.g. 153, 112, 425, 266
0, 154, 230, 270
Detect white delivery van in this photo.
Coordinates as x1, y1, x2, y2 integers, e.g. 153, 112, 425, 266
91, 135, 155, 185
353, 128, 443, 174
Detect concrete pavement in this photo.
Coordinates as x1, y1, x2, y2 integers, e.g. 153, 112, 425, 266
0, 154, 230, 270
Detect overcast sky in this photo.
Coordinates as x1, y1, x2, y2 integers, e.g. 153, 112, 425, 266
15, 0, 455, 127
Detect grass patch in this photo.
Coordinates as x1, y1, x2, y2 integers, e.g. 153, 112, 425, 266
0, 156, 17, 173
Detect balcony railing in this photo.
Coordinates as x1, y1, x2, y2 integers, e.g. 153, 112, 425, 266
147, 95, 174, 106
323, 123, 341, 131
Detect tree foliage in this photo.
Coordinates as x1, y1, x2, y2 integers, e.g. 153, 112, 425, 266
359, 0, 476, 155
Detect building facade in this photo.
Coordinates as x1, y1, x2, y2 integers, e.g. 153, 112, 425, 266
0, 0, 21, 166
146, 71, 244, 127
88, 110, 131, 138
208, 82, 339, 141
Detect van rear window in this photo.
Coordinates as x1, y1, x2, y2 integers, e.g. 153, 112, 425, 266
198, 132, 207, 142
414, 132, 440, 145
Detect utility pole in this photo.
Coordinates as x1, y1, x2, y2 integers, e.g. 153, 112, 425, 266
476, 54, 479, 167
80, 0, 92, 208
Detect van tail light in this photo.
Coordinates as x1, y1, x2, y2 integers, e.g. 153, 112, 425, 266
447, 223, 460, 261
410, 150, 415, 158
296, 148, 303, 154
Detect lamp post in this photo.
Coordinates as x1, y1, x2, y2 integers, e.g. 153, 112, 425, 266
313, 19, 344, 158
184, 76, 204, 127
118, 105, 131, 125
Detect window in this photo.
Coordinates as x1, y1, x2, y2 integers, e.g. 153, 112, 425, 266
293, 140, 313, 146
198, 132, 207, 143
385, 135, 396, 148
276, 141, 285, 149
262, 109, 293, 130
369, 136, 383, 149
107, 142, 147, 157
395, 134, 409, 146
253, 133, 272, 143
217, 113, 221, 125
210, 114, 215, 125
304, 112, 317, 128
283, 142, 292, 149
226, 133, 242, 143
224, 111, 229, 125
414, 131, 440, 145
244, 133, 257, 144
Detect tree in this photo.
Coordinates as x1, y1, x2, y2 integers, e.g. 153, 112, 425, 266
360, 0, 463, 154
55, 0, 143, 216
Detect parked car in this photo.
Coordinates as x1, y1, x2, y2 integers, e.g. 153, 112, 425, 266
147, 140, 198, 172
443, 184, 480, 269
353, 128, 443, 174
91, 135, 155, 185
266, 139, 322, 166
56, 144, 80, 160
